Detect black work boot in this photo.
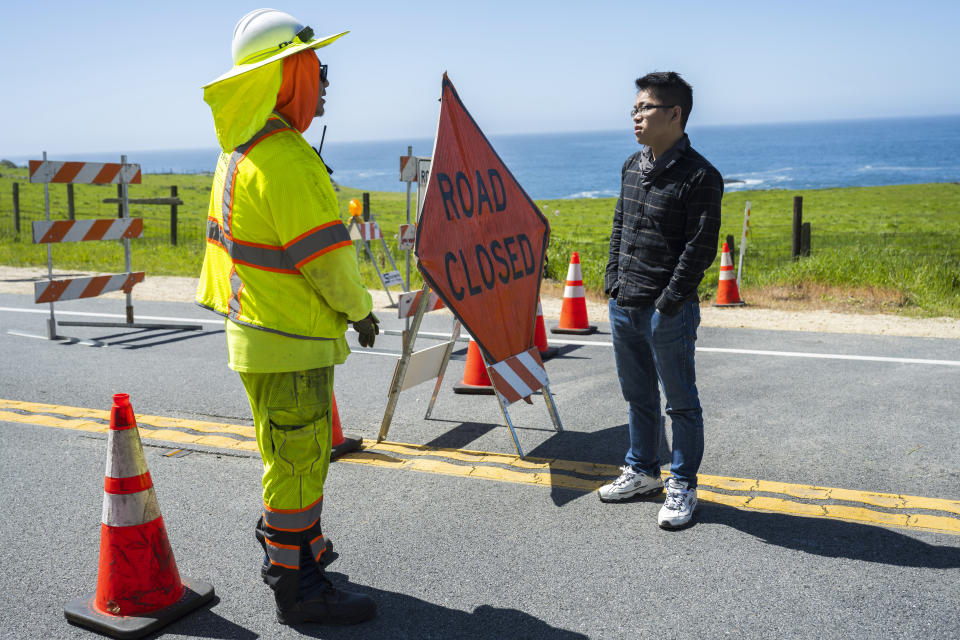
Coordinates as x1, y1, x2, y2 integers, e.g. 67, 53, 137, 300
275, 540, 376, 625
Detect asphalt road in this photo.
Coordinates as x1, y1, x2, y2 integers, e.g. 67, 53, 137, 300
1, 292, 958, 639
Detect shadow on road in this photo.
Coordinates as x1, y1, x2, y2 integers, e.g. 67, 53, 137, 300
291, 571, 589, 640
162, 596, 258, 639
698, 502, 960, 568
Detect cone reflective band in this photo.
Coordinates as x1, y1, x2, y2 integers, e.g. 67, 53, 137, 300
713, 242, 745, 306
551, 252, 597, 334
32, 218, 144, 244
29, 160, 142, 184
64, 393, 213, 639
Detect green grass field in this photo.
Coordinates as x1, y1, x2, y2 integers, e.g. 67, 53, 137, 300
1, 165, 958, 316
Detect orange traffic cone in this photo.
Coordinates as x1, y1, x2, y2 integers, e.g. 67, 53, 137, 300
453, 338, 495, 395
534, 298, 558, 360
330, 391, 362, 460
64, 393, 213, 639
713, 242, 745, 306
552, 252, 597, 334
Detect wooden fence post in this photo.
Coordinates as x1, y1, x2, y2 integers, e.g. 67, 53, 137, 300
170, 185, 178, 246
362, 192, 370, 222
12, 182, 19, 233
67, 184, 75, 220
116, 184, 123, 218
725, 233, 736, 260
792, 196, 803, 259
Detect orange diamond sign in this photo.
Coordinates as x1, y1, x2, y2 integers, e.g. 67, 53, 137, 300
416, 75, 550, 363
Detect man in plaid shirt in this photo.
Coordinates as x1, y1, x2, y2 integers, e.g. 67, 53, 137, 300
599, 72, 723, 529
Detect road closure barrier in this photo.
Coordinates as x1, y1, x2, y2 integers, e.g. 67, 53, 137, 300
63, 393, 213, 638
331, 391, 362, 459
378, 74, 563, 458
714, 242, 746, 307
534, 299, 558, 360
453, 337, 495, 395
25, 153, 200, 340
552, 252, 597, 334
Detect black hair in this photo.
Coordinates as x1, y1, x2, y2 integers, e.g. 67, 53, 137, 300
635, 71, 693, 129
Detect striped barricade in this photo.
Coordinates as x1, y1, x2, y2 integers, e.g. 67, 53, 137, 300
348, 220, 382, 242
359, 221, 381, 241
397, 290, 445, 319
32, 218, 144, 244
487, 348, 548, 406
29, 160, 142, 184
35, 272, 145, 304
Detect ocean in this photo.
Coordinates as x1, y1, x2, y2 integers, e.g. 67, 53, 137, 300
10, 115, 960, 200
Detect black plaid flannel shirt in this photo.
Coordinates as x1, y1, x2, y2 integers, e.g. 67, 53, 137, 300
605, 134, 724, 315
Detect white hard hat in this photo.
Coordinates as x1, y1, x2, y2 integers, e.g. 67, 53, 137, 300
204, 8, 347, 88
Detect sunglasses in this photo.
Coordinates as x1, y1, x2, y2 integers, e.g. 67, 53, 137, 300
319, 63, 328, 84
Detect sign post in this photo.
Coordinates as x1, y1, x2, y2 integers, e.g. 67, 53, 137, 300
380, 74, 562, 457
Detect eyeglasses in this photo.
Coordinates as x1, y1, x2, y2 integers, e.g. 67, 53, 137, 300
319, 63, 328, 83
631, 104, 675, 118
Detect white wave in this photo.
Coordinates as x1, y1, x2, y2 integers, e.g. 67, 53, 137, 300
855, 165, 938, 173
565, 189, 618, 199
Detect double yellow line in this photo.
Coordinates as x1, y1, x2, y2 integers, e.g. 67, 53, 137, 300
2, 398, 958, 535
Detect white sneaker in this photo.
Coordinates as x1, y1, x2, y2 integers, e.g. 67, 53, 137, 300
598, 466, 664, 502
658, 477, 698, 529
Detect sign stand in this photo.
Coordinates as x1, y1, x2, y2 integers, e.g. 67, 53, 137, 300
346, 213, 405, 306
377, 285, 562, 458
399, 151, 431, 332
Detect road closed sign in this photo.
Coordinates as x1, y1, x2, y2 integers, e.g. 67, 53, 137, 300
416, 74, 550, 363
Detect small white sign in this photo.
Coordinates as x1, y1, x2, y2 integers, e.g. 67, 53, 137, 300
398, 223, 416, 250
382, 270, 404, 288
416, 157, 431, 218
400, 155, 418, 182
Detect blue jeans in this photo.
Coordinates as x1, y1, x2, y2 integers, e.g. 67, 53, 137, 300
608, 298, 703, 488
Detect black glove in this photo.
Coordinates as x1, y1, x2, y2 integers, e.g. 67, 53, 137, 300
352, 312, 380, 348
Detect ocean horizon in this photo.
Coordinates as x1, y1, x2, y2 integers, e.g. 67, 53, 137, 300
6, 114, 959, 200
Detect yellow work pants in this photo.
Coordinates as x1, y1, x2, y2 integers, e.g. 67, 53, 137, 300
239, 368, 334, 510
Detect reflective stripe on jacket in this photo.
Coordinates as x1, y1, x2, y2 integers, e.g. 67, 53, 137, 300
196, 114, 365, 339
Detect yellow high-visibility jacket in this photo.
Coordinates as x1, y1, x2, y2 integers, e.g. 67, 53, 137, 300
196, 113, 371, 339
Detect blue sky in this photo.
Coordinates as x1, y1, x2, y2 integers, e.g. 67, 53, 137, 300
2, 1, 958, 157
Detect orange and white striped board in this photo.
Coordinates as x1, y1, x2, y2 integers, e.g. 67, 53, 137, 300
487, 347, 549, 406
398, 289, 445, 319
359, 221, 381, 241
35, 272, 145, 304
32, 218, 144, 245
348, 220, 383, 242
28, 160, 142, 184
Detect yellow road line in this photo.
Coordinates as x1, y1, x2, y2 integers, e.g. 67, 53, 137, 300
3, 399, 958, 535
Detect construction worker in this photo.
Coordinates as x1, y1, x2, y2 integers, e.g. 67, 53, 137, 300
196, 9, 378, 625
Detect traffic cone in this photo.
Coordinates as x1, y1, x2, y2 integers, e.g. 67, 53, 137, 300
330, 391, 362, 460
713, 242, 745, 306
534, 299, 558, 360
64, 393, 213, 639
551, 252, 597, 334
453, 338, 495, 395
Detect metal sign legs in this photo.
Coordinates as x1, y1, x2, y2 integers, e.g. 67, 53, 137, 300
377, 284, 563, 458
